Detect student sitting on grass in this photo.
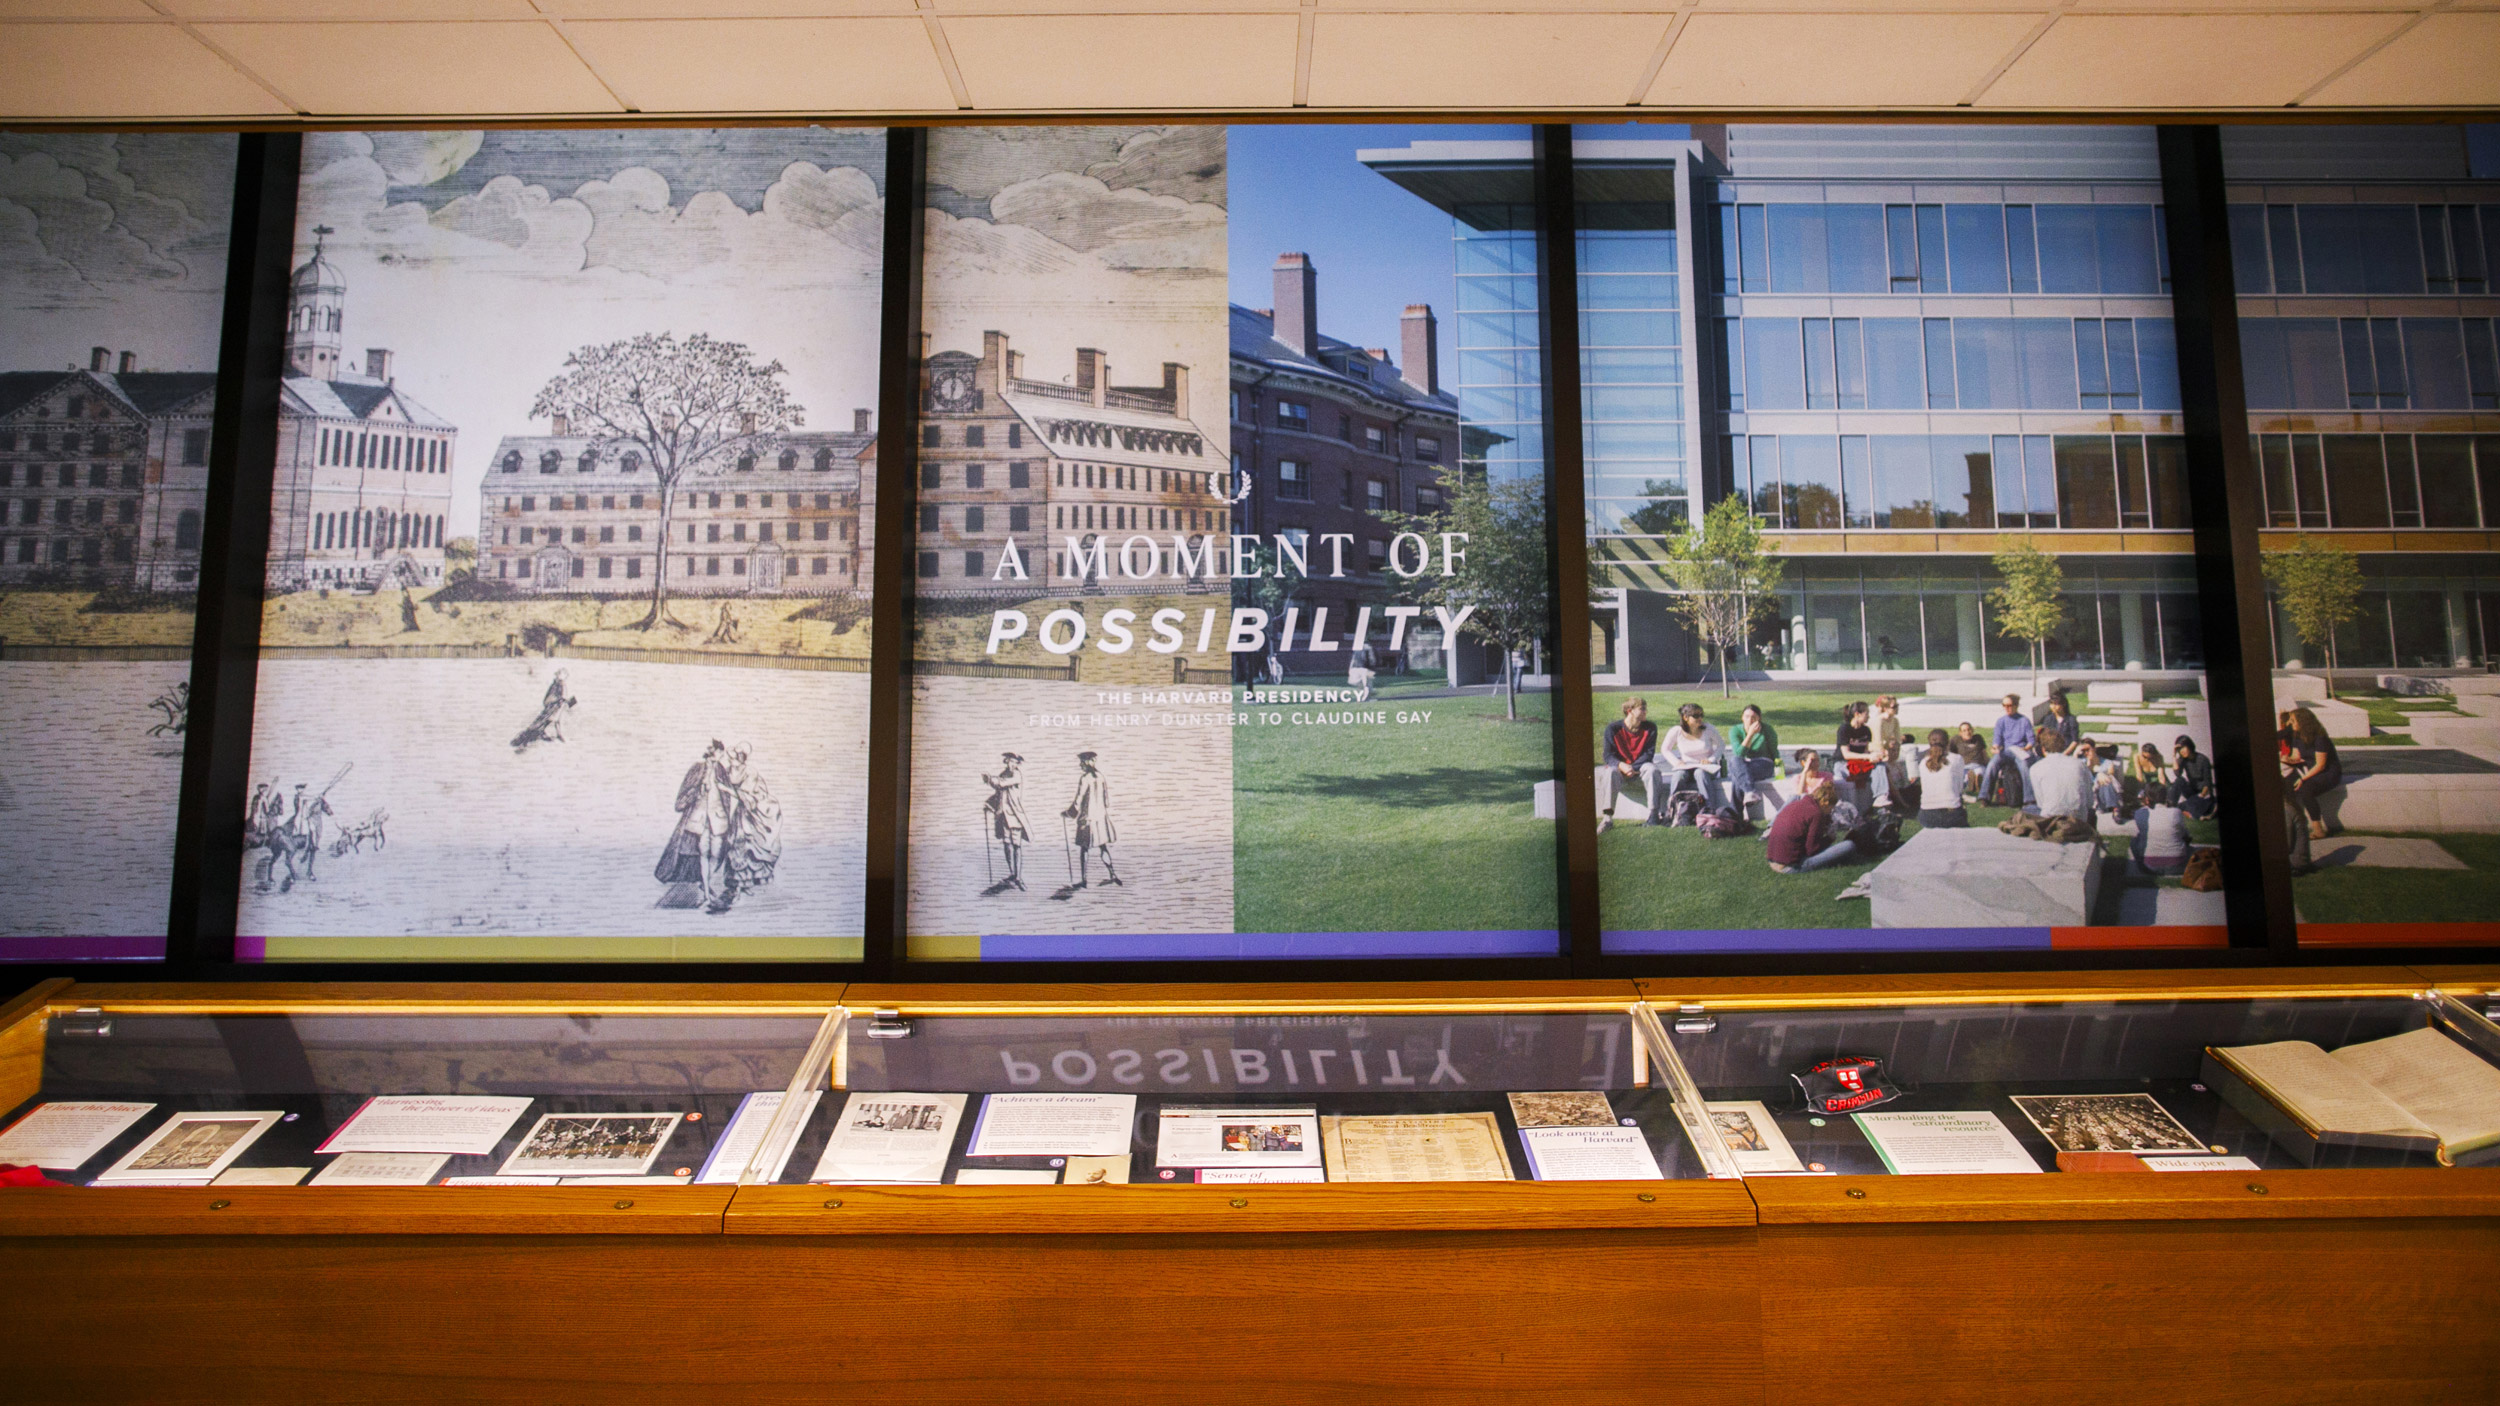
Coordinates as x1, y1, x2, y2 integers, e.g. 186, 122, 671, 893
2130, 785, 2193, 876
1952, 721, 1990, 797
1980, 694, 2038, 808
1915, 728, 1971, 829
2027, 736, 2096, 822
2125, 743, 2170, 816
1767, 778, 1857, 874
1834, 701, 1896, 812
1733, 704, 1780, 806
1661, 702, 1733, 810
1596, 696, 1664, 834
2091, 742, 2126, 815
2171, 735, 2217, 819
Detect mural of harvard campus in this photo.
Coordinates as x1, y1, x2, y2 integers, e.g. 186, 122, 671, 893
238, 130, 887, 958
0, 133, 236, 948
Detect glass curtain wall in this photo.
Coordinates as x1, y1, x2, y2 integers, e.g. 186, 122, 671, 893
901, 124, 1562, 961
233, 129, 886, 961
2225, 124, 2500, 942
1579, 123, 2223, 956
0, 134, 236, 959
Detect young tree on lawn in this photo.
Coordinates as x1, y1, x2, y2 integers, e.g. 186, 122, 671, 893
1989, 536, 2066, 694
2263, 534, 2364, 698
1660, 495, 1786, 698
532, 333, 800, 631
1230, 536, 1296, 687
1382, 472, 1549, 721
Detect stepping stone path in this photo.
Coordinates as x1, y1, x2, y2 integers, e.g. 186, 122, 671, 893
2310, 836, 2467, 870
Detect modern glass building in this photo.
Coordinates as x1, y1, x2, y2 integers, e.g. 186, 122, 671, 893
2225, 126, 2500, 672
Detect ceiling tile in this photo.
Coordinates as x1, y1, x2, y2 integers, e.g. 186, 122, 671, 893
1981, 13, 2412, 109
194, 20, 623, 114
0, 2, 161, 17
161, 1, 541, 17
943, 15, 1298, 109
566, 17, 956, 111
1307, 12, 1671, 109
1649, 12, 2042, 108
934, 0, 1293, 11
540, 1, 915, 15
0, 22, 291, 117
2305, 13, 2500, 107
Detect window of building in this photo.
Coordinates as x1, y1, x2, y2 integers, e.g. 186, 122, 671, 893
706, 524, 720, 543
1365, 479, 1387, 511
1278, 459, 1310, 499
963, 550, 984, 577
1009, 504, 1029, 532
174, 509, 200, 550
920, 504, 941, 533
539, 450, 560, 473
578, 449, 597, 473
626, 557, 641, 579
966, 463, 986, 489
1366, 537, 1387, 571
1364, 426, 1386, 452
921, 464, 940, 490
918, 551, 938, 578
182, 428, 208, 466
779, 449, 797, 470
736, 453, 755, 472
1277, 400, 1308, 430
965, 425, 985, 448
924, 425, 942, 449
1008, 462, 1030, 489
599, 526, 615, 543
965, 506, 986, 532
706, 557, 721, 576
1339, 472, 1354, 508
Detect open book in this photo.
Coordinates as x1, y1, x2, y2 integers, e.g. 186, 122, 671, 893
2205, 1028, 2500, 1165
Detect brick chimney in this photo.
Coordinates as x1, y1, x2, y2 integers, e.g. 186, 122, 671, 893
551, 414, 570, 436
1401, 305, 1438, 396
1160, 362, 1188, 413
982, 329, 1010, 390
1075, 348, 1106, 407
118, 351, 136, 374
854, 408, 872, 433
1273, 253, 1318, 359
89, 346, 108, 372
365, 348, 392, 381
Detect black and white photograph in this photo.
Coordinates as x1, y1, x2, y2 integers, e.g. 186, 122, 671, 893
2010, 1093, 2206, 1155
497, 1112, 683, 1178
95, 1111, 283, 1183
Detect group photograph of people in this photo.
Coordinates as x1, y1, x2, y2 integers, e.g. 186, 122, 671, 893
1589, 685, 2225, 932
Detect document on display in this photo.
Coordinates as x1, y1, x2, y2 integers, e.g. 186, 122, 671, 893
810, 1092, 966, 1184
1196, 1166, 1326, 1184
0, 1101, 155, 1168
955, 1168, 1059, 1185
696, 1090, 823, 1184
94, 1111, 285, 1183
316, 1095, 533, 1156
310, 1152, 450, 1186
967, 1093, 1136, 1158
1518, 1126, 1664, 1181
2143, 1154, 2262, 1172
1706, 1100, 1807, 1175
212, 1166, 310, 1186
1154, 1107, 1322, 1169
1852, 1111, 2043, 1175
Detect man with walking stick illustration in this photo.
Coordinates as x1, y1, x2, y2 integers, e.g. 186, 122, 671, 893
1062, 749, 1121, 889
981, 751, 1031, 894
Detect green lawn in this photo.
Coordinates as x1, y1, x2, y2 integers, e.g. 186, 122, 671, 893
2291, 831, 2500, 925
1596, 803, 2220, 931
1232, 678, 1558, 934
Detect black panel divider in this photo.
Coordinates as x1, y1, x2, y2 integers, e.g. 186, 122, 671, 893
1531, 127, 1604, 976
862, 127, 929, 979
166, 133, 300, 964
2158, 125, 2297, 954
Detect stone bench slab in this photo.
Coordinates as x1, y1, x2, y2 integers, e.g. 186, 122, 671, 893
1866, 827, 2104, 929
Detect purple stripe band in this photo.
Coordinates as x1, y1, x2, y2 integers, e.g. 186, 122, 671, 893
977, 930, 1563, 961
1603, 926, 2053, 954
0, 936, 167, 962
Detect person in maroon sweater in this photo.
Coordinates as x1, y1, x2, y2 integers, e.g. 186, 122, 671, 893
1595, 696, 1664, 832
1766, 778, 1857, 873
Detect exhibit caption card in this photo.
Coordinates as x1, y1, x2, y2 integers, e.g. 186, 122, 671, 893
697, 1090, 824, 1185
0, 1101, 154, 1169
497, 1112, 683, 1178
811, 1092, 965, 1184
967, 1093, 1136, 1158
95, 1111, 284, 1183
1706, 1101, 1806, 1175
316, 1095, 534, 1156
956, 1169, 1058, 1184
1154, 1107, 1321, 1170
1852, 1111, 2041, 1175
1517, 1127, 1663, 1181
1321, 1113, 1514, 1183
311, 1152, 451, 1186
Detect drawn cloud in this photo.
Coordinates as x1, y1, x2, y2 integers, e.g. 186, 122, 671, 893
0, 135, 234, 309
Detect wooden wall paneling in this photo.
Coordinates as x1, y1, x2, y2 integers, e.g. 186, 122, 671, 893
1754, 1218, 2500, 1405
1745, 1167, 2500, 1225
0, 1186, 733, 1238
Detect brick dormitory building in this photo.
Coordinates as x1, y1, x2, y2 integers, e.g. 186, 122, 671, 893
1231, 251, 1463, 670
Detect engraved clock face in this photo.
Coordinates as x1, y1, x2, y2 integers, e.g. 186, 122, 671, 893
928, 367, 977, 414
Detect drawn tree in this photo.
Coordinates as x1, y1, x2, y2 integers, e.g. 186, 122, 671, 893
1988, 536, 2066, 694
2263, 534, 2365, 698
1660, 495, 1786, 699
442, 535, 477, 583
532, 333, 801, 630
1382, 472, 1549, 721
